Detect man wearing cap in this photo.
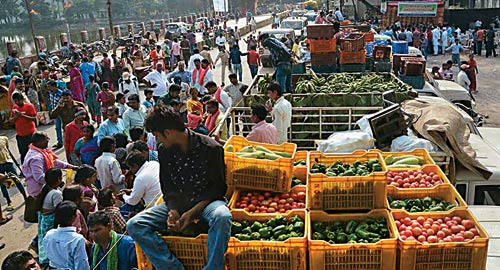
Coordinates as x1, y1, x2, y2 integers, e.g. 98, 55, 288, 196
167, 62, 191, 85
11, 77, 30, 104
191, 59, 213, 95
457, 63, 471, 91
122, 94, 148, 131
187, 49, 205, 72
118, 72, 140, 100
64, 108, 88, 164
49, 90, 87, 136
143, 63, 169, 102
200, 45, 214, 68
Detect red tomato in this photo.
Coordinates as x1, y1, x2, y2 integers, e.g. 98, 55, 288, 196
469, 228, 480, 236
297, 192, 306, 200
403, 183, 411, 188
427, 235, 438, 243
444, 217, 451, 222
432, 175, 440, 181
464, 231, 474, 239
264, 192, 272, 198
254, 210, 260, 213
404, 230, 413, 237
241, 196, 250, 202
416, 216, 426, 225
251, 196, 257, 201
461, 219, 475, 230
272, 197, 280, 203
426, 229, 435, 236
257, 195, 265, 201
248, 205, 256, 212
395, 221, 401, 227
403, 217, 412, 226
280, 193, 290, 199
452, 216, 462, 223
417, 235, 426, 242
278, 199, 287, 205
246, 193, 253, 197
442, 228, 452, 236
412, 227, 422, 236
290, 193, 298, 201
240, 203, 247, 208
270, 202, 278, 209
450, 225, 461, 234
278, 208, 286, 213
260, 209, 267, 213
400, 235, 407, 241
297, 203, 305, 208
436, 231, 446, 239
431, 224, 440, 232
399, 224, 407, 231
250, 200, 258, 206
452, 235, 465, 242
267, 207, 275, 213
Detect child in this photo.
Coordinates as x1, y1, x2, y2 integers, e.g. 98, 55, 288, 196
468, 54, 478, 93
62, 185, 89, 238
115, 92, 127, 117
95, 136, 126, 192
97, 188, 127, 232
143, 89, 155, 109
186, 87, 204, 115
73, 165, 99, 218
96, 82, 115, 120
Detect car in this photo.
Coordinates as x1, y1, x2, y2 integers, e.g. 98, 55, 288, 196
423, 69, 475, 110
258, 29, 296, 67
165, 22, 190, 39
291, 9, 307, 17
195, 17, 210, 32
280, 17, 308, 39
304, 12, 317, 22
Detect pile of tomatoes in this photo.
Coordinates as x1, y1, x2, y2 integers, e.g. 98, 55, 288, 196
234, 191, 306, 213
387, 170, 443, 189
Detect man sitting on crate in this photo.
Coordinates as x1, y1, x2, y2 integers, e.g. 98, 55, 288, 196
127, 105, 231, 270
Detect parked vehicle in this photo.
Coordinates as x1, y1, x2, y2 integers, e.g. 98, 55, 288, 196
165, 22, 190, 39
280, 17, 308, 39
195, 17, 210, 32
258, 29, 296, 67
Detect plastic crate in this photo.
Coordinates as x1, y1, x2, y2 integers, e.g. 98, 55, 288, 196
309, 210, 398, 270
340, 33, 366, 52
310, 38, 336, 53
370, 149, 435, 167
392, 41, 409, 54
364, 32, 375, 43
405, 61, 425, 76
224, 136, 297, 192
386, 165, 451, 192
399, 75, 425, 89
339, 64, 366, 73
339, 49, 367, 64
387, 183, 467, 215
226, 210, 308, 270
393, 209, 489, 270
311, 65, 337, 74
373, 61, 392, 72
365, 43, 375, 56
135, 234, 208, 270
229, 185, 307, 214
307, 24, 334, 39
293, 150, 308, 183
311, 52, 337, 66
307, 151, 388, 211
373, 46, 392, 60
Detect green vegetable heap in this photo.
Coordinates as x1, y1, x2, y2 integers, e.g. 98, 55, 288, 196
291, 176, 303, 187
294, 160, 307, 166
312, 217, 390, 244
310, 158, 383, 177
388, 196, 457, 212
231, 215, 305, 241
294, 72, 412, 94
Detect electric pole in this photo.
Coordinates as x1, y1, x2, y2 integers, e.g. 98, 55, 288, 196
107, 0, 114, 36
23, 0, 38, 52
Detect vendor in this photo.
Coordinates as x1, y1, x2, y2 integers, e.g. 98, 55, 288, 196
265, 82, 292, 144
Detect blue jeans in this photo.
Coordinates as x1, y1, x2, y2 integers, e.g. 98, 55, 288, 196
451, 54, 460, 66
276, 62, 292, 93
127, 201, 231, 270
54, 117, 63, 145
249, 64, 258, 78
232, 64, 243, 82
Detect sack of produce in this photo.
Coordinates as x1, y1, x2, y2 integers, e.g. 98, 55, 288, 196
318, 130, 375, 153
391, 135, 439, 153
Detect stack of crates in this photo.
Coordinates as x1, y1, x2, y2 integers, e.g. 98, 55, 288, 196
339, 33, 366, 72
307, 24, 337, 73
398, 56, 427, 89
373, 45, 392, 72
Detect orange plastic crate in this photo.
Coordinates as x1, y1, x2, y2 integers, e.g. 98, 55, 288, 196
135, 234, 208, 270
339, 49, 367, 64
340, 33, 365, 52
293, 151, 308, 183
226, 210, 308, 270
307, 151, 387, 211
387, 184, 467, 215
393, 209, 489, 270
386, 165, 451, 192
308, 209, 398, 270
229, 185, 307, 214
370, 148, 436, 166
309, 38, 337, 53
224, 136, 297, 192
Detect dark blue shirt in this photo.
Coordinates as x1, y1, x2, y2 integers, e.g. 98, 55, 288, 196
229, 49, 248, 65
92, 234, 137, 270
167, 70, 191, 84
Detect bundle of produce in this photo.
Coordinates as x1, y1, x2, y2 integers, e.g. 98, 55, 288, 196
388, 196, 458, 212
310, 158, 383, 177
231, 215, 305, 241
227, 145, 292, 160
232, 189, 306, 213
385, 154, 426, 168
311, 216, 391, 244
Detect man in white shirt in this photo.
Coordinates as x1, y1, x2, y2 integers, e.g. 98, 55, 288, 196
266, 82, 292, 144
432, 26, 441, 55
121, 151, 161, 207
122, 94, 148, 131
216, 33, 227, 50
457, 64, 471, 91
191, 59, 213, 95
95, 137, 126, 191
118, 72, 140, 99
206, 81, 230, 114
187, 49, 205, 72
143, 63, 168, 102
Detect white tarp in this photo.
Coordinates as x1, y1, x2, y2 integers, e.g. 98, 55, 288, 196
213, 0, 229, 12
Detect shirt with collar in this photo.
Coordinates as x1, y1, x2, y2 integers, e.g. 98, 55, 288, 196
159, 130, 227, 214
97, 118, 127, 144
123, 161, 161, 206
49, 89, 63, 111
50, 100, 86, 127
188, 54, 205, 72
271, 96, 292, 144
446, 43, 464, 54
167, 69, 191, 84
23, 149, 72, 196
92, 233, 137, 270
122, 105, 147, 131
457, 70, 471, 90
143, 70, 168, 97
223, 83, 246, 107
43, 226, 90, 270
118, 79, 140, 99
95, 152, 125, 191
247, 120, 278, 145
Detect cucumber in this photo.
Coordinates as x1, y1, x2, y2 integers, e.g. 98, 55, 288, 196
393, 157, 420, 165
387, 164, 421, 168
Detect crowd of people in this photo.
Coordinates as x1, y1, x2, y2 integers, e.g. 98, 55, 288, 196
0, 10, 298, 270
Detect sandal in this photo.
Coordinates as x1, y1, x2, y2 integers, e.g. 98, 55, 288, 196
0, 214, 13, 225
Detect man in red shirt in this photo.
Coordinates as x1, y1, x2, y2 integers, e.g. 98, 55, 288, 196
10, 92, 37, 163
476, 28, 484, 56
247, 45, 261, 79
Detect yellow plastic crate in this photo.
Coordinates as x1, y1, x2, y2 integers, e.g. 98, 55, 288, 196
135, 234, 208, 270
308, 151, 387, 211
386, 165, 451, 192
393, 209, 489, 270
226, 210, 308, 270
308, 209, 398, 270
229, 185, 307, 214
388, 184, 467, 215
224, 136, 297, 192
293, 151, 308, 184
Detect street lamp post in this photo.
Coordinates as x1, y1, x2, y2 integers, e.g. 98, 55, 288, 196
23, 0, 38, 52
107, 0, 114, 36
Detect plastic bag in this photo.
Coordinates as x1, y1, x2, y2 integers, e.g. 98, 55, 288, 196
318, 130, 375, 153
356, 114, 376, 137
391, 135, 439, 152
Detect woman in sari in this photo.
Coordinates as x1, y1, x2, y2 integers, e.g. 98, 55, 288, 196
36, 168, 63, 265
68, 62, 85, 102
100, 53, 113, 89
73, 125, 99, 166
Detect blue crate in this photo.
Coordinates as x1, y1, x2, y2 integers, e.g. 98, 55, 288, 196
399, 75, 425, 89
311, 65, 337, 73
365, 42, 375, 57
392, 41, 409, 54
373, 39, 389, 46
339, 64, 365, 73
